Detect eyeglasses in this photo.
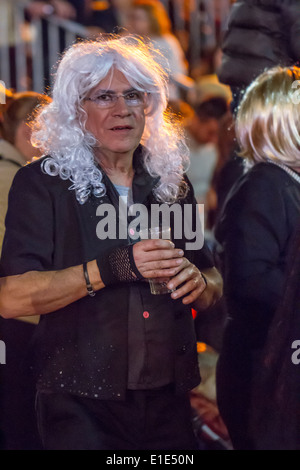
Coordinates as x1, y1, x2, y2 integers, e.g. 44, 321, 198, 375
84, 90, 147, 108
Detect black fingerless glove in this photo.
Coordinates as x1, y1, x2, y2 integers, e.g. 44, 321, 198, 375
97, 244, 144, 286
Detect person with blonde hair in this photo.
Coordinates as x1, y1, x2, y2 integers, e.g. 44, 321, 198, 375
0, 34, 222, 450
214, 65, 300, 450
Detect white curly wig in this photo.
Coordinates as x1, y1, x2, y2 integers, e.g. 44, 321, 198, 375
31, 34, 190, 204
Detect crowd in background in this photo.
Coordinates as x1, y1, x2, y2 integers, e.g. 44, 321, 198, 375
1, 0, 300, 451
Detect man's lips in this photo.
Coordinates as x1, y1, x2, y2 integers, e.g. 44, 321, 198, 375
110, 126, 133, 131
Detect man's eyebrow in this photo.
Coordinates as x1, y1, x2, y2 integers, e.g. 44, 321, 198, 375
93, 87, 137, 95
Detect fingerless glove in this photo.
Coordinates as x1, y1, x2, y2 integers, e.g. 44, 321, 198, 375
97, 244, 144, 286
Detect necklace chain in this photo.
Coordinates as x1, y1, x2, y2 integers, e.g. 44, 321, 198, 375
267, 159, 300, 185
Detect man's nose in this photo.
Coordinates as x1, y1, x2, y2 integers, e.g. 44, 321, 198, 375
112, 95, 131, 115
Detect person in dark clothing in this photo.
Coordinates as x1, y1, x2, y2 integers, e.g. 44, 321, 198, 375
214, 65, 300, 450
0, 90, 51, 450
248, 220, 300, 450
217, 0, 300, 114
0, 34, 222, 450
214, 0, 300, 218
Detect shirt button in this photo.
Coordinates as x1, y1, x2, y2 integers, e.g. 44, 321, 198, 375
143, 311, 150, 319
178, 345, 187, 355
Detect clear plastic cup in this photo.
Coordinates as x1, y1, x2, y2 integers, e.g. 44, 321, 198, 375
139, 226, 175, 295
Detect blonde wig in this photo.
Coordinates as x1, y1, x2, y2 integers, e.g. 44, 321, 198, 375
236, 66, 300, 171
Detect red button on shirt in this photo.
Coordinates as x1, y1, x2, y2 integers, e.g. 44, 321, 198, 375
143, 311, 150, 319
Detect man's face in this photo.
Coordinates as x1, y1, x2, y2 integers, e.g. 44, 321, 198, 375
83, 69, 146, 160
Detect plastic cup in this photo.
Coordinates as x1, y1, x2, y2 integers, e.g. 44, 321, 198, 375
139, 226, 175, 295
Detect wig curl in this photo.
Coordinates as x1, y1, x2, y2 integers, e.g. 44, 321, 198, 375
32, 34, 190, 204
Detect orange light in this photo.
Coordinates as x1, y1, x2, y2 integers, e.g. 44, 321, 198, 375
197, 342, 207, 354
92, 1, 109, 11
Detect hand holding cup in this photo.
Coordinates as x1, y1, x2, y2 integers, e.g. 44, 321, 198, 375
133, 227, 184, 294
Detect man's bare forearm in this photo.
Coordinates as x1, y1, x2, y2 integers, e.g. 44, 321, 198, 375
0, 260, 104, 318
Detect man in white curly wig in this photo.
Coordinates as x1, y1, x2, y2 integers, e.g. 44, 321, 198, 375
0, 34, 222, 450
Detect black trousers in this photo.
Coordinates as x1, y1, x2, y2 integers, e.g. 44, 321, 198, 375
36, 386, 199, 450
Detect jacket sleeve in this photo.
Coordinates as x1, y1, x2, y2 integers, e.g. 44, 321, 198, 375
215, 170, 288, 312
0, 162, 19, 252
0, 163, 54, 276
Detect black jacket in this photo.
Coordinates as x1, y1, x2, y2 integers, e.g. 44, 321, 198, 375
215, 162, 300, 346
214, 162, 300, 449
0, 148, 214, 400
248, 220, 300, 449
218, 0, 300, 88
